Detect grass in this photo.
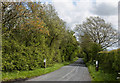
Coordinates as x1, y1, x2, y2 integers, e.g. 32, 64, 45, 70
87, 64, 118, 81
2, 57, 78, 82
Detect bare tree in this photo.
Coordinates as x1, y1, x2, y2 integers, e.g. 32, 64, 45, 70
75, 16, 117, 49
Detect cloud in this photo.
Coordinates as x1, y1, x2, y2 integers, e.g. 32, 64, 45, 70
52, 0, 94, 30
40, 0, 119, 31
94, 0, 119, 30
39, 0, 52, 3
51, 0, 119, 31
90, 3, 117, 16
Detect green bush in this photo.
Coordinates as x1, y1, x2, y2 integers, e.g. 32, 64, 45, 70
113, 49, 120, 72
98, 48, 120, 73
2, 3, 80, 72
81, 42, 103, 63
2, 28, 80, 72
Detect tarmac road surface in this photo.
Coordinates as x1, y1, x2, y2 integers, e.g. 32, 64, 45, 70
27, 58, 91, 81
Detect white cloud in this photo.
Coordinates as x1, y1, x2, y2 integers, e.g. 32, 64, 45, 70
51, 0, 119, 31
95, 0, 119, 30
96, 0, 118, 6
52, 0, 95, 30
101, 15, 118, 30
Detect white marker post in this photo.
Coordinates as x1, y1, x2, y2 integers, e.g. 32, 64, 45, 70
96, 60, 99, 71
44, 59, 46, 68
117, 72, 120, 80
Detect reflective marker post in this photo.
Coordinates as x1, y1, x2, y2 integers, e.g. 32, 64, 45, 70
44, 59, 46, 68
117, 72, 120, 80
96, 60, 99, 71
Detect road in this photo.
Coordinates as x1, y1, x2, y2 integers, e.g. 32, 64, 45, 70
27, 58, 91, 81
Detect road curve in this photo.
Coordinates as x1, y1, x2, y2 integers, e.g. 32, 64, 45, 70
27, 58, 91, 81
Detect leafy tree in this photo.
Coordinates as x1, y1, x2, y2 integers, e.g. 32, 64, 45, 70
80, 33, 103, 62
2, 2, 80, 72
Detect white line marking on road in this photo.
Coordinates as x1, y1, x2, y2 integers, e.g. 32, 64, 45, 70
58, 66, 77, 81
61, 67, 77, 78
66, 66, 79, 81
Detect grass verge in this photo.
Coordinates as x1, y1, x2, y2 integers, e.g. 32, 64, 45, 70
2, 57, 78, 82
87, 64, 117, 81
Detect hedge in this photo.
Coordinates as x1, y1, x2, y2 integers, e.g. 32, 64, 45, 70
97, 48, 120, 73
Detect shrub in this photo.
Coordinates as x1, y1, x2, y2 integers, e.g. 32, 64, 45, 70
98, 48, 120, 73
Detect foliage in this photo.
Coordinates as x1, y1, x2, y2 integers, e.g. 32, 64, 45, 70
88, 64, 117, 81
97, 48, 120, 73
79, 33, 103, 63
2, 2, 80, 72
2, 62, 73, 81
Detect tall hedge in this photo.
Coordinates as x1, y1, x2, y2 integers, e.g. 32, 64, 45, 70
2, 2, 80, 72
2, 28, 80, 72
97, 48, 120, 73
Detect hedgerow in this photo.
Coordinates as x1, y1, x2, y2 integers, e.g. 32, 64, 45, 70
97, 48, 120, 73
2, 2, 80, 72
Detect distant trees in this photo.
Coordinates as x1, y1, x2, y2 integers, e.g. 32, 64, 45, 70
75, 16, 117, 49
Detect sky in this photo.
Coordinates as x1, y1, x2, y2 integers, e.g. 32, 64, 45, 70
39, 0, 118, 30
39, 0, 119, 50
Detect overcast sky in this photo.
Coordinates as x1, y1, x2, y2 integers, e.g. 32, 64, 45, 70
40, 0, 118, 30
39, 0, 119, 50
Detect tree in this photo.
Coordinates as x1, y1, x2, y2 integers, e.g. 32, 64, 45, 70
80, 33, 103, 62
75, 16, 117, 49
80, 34, 92, 62
2, 2, 80, 72
2, 2, 27, 31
